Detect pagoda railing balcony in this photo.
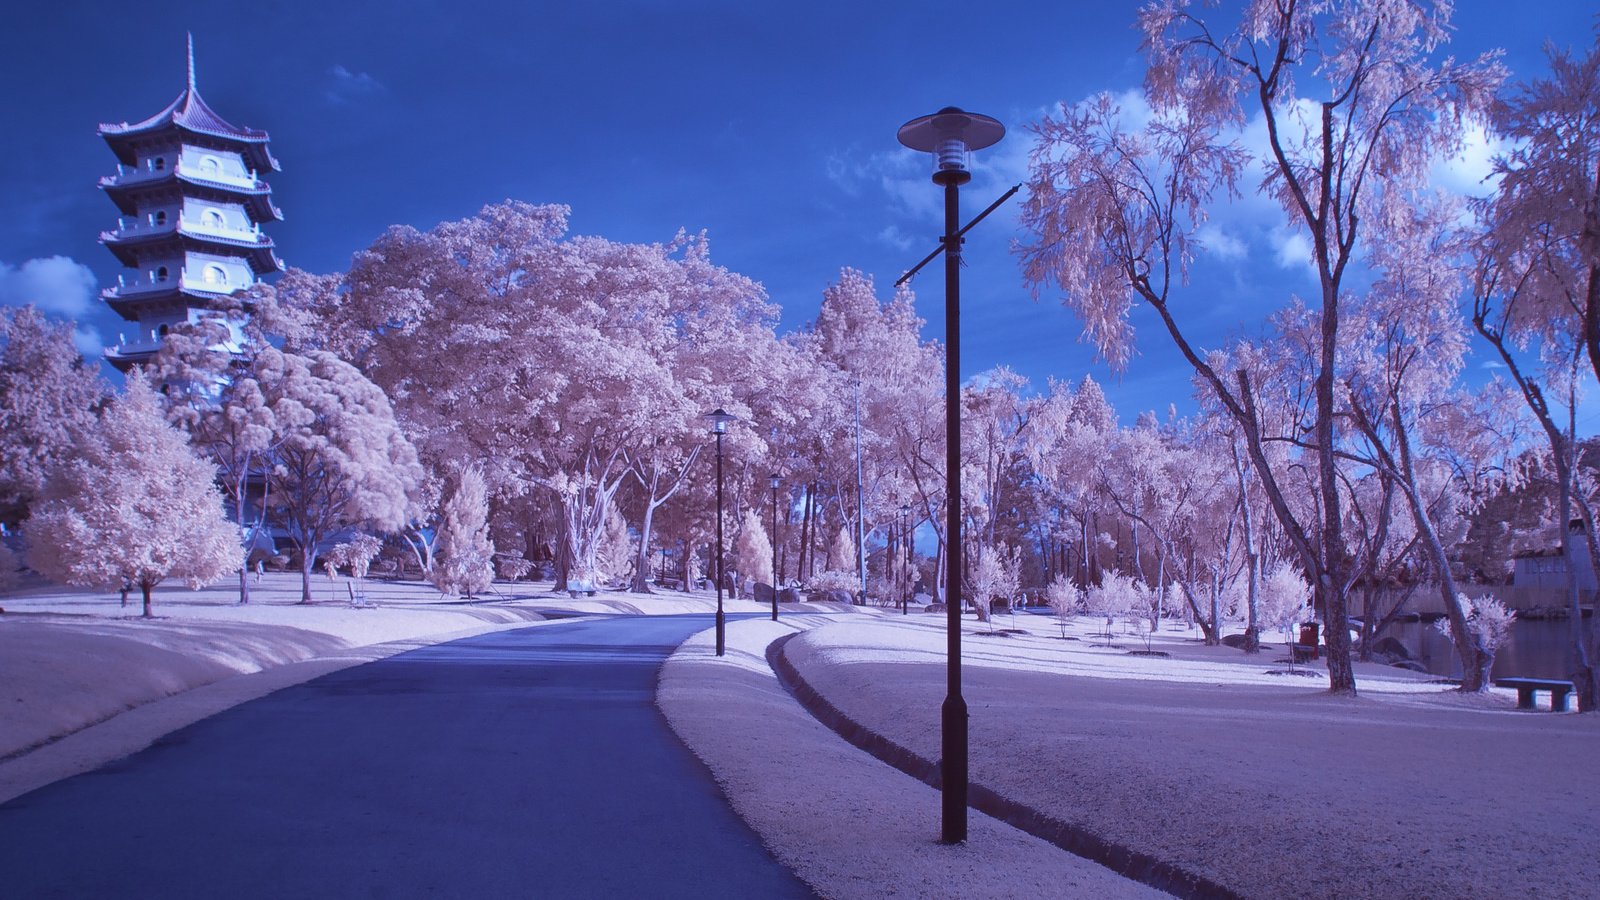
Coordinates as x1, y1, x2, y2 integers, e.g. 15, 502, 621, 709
177, 211, 267, 243
102, 161, 266, 191
179, 271, 244, 294
102, 213, 268, 245
104, 214, 174, 239
109, 333, 161, 357
107, 272, 174, 297
106, 270, 248, 298
101, 162, 169, 187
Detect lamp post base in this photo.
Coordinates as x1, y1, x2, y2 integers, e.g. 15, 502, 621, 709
940, 692, 968, 843
715, 606, 726, 657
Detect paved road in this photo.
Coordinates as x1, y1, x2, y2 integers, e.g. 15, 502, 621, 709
1, 615, 814, 898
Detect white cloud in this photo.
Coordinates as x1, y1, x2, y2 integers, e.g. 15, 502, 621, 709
72, 325, 103, 358
1270, 229, 1316, 276
1195, 224, 1248, 262
0, 256, 97, 318
1432, 121, 1505, 199
877, 225, 917, 252
825, 151, 869, 196
326, 65, 386, 105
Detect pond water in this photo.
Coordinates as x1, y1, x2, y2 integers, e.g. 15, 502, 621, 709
1382, 617, 1585, 681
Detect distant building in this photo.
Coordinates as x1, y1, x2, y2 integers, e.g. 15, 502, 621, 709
1511, 519, 1597, 593
97, 35, 283, 370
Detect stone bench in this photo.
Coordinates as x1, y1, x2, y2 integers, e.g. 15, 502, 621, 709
1496, 677, 1574, 712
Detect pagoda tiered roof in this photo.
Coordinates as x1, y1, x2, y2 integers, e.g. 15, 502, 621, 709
98, 39, 279, 173
101, 282, 244, 319
98, 168, 283, 222
100, 222, 283, 274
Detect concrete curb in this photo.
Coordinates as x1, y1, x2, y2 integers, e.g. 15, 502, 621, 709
766, 631, 1241, 900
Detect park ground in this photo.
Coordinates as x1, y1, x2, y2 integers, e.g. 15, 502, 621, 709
4, 575, 1596, 898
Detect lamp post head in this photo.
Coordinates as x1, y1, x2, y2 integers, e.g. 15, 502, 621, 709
770, 473, 781, 490
897, 106, 1005, 186
704, 407, 737, 435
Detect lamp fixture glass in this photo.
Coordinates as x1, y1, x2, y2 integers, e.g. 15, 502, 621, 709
704, 407, 737, 435
896, 107, 1005, 184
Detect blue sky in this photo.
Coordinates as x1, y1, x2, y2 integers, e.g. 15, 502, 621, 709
1, 1, 1594, 424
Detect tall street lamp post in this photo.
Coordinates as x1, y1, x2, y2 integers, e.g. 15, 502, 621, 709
705, 407, 738, 657
770, 473, 781, 622
897, 106, 1005, 845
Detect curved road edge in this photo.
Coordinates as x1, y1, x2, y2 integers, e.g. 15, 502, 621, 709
657, 616, 1160, 900
765, 627, 1237, 900
0, 614, 582, 804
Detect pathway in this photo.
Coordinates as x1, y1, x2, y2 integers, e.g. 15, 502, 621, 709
0, 615, 813, 898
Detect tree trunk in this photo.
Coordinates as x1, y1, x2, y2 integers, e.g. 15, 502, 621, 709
298, 550, 314, 603
1561, 463, 1599, 711
554, 513, 571, 592
1382, 401, 1491, 691
234, 478, 252, 606
630, 500, 659, 593
1232, 446, 1261, 652
140, 580, 154, 618
1176, 580, 1217, 644
1207, 581, 1220, 647
798, 482, 813, 581
779, 500, 792, 585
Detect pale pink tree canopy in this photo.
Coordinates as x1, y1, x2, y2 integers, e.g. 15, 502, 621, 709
0, 305, 105, 525
23, 372, 240, 616
255, 346, 425, 601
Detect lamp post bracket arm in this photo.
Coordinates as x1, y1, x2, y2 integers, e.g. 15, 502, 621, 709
893, 183, 1022, 287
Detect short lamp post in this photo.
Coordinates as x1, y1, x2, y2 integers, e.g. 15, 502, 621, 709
769, 473, 781, 622
897, 106, 1005, 845
705, 407, 738, 657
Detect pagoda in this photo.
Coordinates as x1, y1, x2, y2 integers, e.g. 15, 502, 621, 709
97, 35, 283, 370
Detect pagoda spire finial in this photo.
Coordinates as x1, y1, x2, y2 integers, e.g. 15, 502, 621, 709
186, 32, 196, 93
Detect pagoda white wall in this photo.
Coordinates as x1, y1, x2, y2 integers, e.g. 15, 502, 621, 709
135, 146, 180, 173
183, 250, 254, 291
140, 253, 184, 284
178, 146, 249, 180
180, 198, 251, 234
121, 306, 242, 355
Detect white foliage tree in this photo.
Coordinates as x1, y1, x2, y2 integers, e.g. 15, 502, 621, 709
257, 348, 424, 603
23, 372, 240, 617
733, 509, 773, 599
593, 503, 634, 587
431, 467, 495, 598
1046, 573, 1083, 638
1085, 571, 1142, 635
1258, 562, 1313, 652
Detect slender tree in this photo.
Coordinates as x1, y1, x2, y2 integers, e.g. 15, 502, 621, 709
1472, 29, 1600, 710
432, 466, 495, 598
1019, 0, 1502, 694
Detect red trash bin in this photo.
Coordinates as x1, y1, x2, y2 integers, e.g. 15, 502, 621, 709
1297, 622, 1320, 659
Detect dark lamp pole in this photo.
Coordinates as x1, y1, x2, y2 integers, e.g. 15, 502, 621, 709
704, 407, 738, 656
897, 105, 1005, 846
769, 473, 781, 622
